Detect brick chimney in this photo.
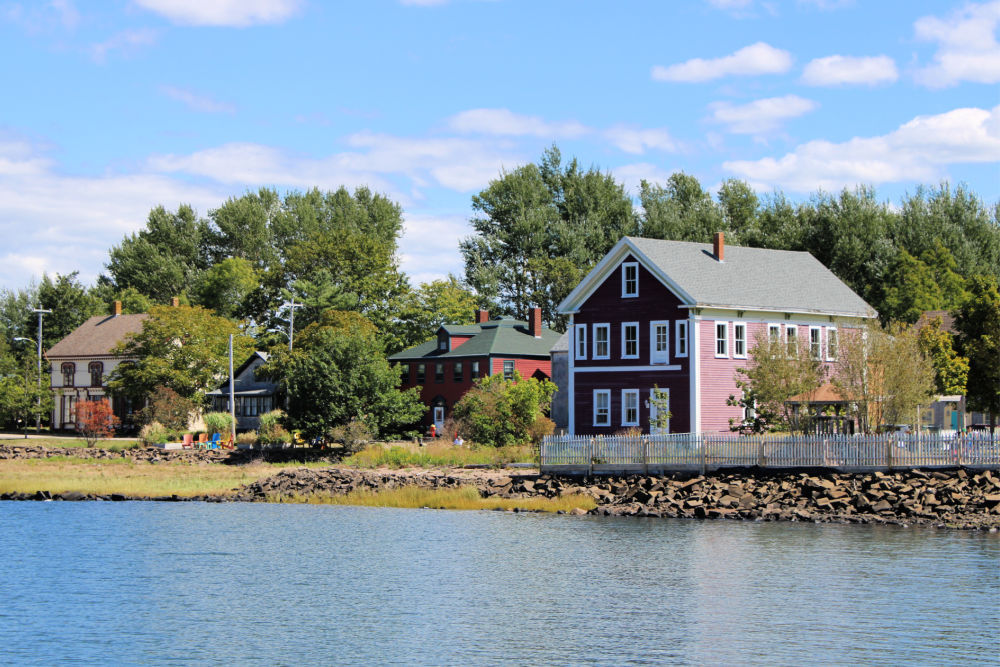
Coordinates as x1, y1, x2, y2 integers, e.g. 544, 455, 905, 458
171, 297, 180, 307
113, 300, 122, 316
476, 309, 490, 324
713, 232, 725, 262
529, 306, 542, 338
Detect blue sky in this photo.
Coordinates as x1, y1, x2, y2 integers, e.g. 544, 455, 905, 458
1, 0, 998, 291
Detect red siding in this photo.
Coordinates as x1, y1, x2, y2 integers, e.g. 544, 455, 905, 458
450, 335, 474, 350
491, 357, 553, 381
399, 356, 490, 427
573, 372, 691, 435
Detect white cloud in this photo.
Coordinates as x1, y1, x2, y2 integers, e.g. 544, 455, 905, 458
133, 0, 301, 27
801, 54, 898, 86
89, 28, 158, 63
399, 213, 471, 285
447, 108, 590, 139
604, 125, 678, 154
709, 95, 818, 134
50, 0, 80, 30
160, 86, 236, 113
723, 105, 1000, 192
914, 1, 1000, 87
651, 42, 793, 82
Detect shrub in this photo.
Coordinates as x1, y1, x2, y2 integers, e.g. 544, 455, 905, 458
527, 415, 555, 444
76, 399, 121, 446
236, 431, 258, 447
452, 372, 556, 447
141, 386, 196, 431
327, 418, 372, 455
258, 410, 288, 445
203, 411, 235, 437
139, 421, 169, 446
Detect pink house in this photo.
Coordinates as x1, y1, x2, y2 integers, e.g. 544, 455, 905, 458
557, 234, 875, 435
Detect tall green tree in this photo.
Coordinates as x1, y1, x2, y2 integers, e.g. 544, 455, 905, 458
954, 276, 1000, 421
917, 317, 968, 396
261, 310, 424, 440
106, 305, 253, 406
396, 277, 478, 350
31, 272, 102, 350
638, 173, 723, 242
191, 257, 260, 319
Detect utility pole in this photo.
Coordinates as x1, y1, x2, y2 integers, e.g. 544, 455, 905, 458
285, 299, 303, 352
17, 308, 51, 433
229, 334, 236, 440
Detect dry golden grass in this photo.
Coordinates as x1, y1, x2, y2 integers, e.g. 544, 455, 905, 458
266, 485, 596, 513
343, 441, 535, 468
0, 459, 277, 497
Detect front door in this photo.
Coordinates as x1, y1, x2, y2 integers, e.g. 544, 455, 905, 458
433, 406, 445, 433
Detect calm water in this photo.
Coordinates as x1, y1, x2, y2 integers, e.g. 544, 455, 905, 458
0, 502, 997, 666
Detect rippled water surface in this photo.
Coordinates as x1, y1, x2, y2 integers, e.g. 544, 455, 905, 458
1, 502, 997, 665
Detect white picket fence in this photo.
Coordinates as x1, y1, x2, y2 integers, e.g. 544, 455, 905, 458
540, 432, 1000, 474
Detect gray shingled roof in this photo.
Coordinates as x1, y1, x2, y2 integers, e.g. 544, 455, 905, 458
625, 237, 874, 317
390, 319, 561, 361
45, 314, 148, 358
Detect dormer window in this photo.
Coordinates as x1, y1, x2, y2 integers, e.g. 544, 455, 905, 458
437, 333, 448, 351
622, 262, 638, 298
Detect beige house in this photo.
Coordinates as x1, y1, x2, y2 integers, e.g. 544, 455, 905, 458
45, 301, 146, 430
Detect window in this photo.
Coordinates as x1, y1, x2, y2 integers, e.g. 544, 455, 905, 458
786, 325, 798, 357
415, 363, 425, 384
593, 324, 610, 359
622, 322, 639, 359
768, 324, 781, 345
471, 361, 480, 379
715, 321, 729, 358
453, 362, 463, 382
810, 327, 822, 360
675, 321, 688, 358
622, 262, 639, 297
622, 389, 639, 426
435, 363, 444, 383
89, 361, 103, 387
650, 321, 669, 364
61, 362, 75, 387
575, 324, 587, 360
827, 328, 838, 361
733, 323, 747, 359
593, 390, 610, 426
503, 360, 515, 381
438, 338, 447, 351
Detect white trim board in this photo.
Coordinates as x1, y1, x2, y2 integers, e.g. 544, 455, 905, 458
572, 365, 682, 373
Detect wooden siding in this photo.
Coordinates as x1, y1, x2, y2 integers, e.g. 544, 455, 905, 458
573, 371, 690, 436
492, 357, 552, 381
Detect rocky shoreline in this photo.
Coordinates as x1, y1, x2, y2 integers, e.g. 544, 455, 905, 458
3, 446, 999, 529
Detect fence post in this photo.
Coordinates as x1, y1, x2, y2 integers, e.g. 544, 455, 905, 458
588, 437, 594, 478
758, 437, 765, 467
700, 434, 707, 475
643, 437, 648, 475
886, 436, 893, 470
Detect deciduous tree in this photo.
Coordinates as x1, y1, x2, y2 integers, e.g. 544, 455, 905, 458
954, 276, 1000, 421
452, 371, 556, 447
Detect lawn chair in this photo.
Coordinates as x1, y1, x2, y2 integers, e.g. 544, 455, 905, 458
220, 434, 235, 450
181, 433, 194, 449
210, 433, 222, 449
197, 433, 209, 449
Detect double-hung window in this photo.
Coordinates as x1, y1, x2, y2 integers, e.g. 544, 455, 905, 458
675, 321, 688, 357
733, 323, 747, 359
650, 320, 669, 364
435, 363, 445, 382
503, 360, 515, 381
454, 361, 463, 382
593, 390, 610, 426
826, 328, 838, 361
622, 262, 638, 298
768, 324, 781, 345
575, 323, 587, 360
415, 363, 425, 384
715, 321, 729, 358
786, 325, 798, 357
809, 327, 822, 360
593, 324, 610, 359
622, 322, 639, 359
621, 389, 639, 426
471, 361, 481, 379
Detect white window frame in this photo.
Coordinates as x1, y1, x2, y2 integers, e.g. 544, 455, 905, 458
768, 324, 782, 346
649, 387, 670, 435
826, 327, 838, 362
650, 320, 669, 365
675, 320, 688, 358
593, 389, 611, 427
809, 326, 822, 361
593, 323, 610, 360
621, 389, 639, 426
733, 322, 747, 359
621, 322, 639, 360
785, 324, 798, 357
621, 262, 639, 298
714, 321, 729, 358
575, 323, 587, 360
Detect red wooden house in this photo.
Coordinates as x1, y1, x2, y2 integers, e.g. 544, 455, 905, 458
557, 234, 875, 435
390, 308, 561, 432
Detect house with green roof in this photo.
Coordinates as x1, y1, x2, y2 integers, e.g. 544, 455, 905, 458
389, 307, 562, 433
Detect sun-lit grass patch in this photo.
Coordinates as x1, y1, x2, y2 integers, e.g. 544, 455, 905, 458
266, 485, 596, 513
0, 436, 142, 450
0, 460, 279, 497
342, 441, 535, 469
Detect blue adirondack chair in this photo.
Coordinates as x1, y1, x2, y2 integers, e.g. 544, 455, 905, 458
210, 433, 222, 449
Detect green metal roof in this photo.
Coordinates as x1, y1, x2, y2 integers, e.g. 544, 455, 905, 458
389, 319, 562, 361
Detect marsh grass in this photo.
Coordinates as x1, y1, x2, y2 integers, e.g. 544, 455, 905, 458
0, 460, 279, 497
266, 485, 596, 513
343, 441, 534, 468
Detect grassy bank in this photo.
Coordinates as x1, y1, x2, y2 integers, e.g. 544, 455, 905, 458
266, 485, 596, 512
343, 441, 534, 468
0, 459, 279, 497
0, 436, 141, 450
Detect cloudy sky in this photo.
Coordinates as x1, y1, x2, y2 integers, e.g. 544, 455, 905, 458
1, 0, 998, 290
